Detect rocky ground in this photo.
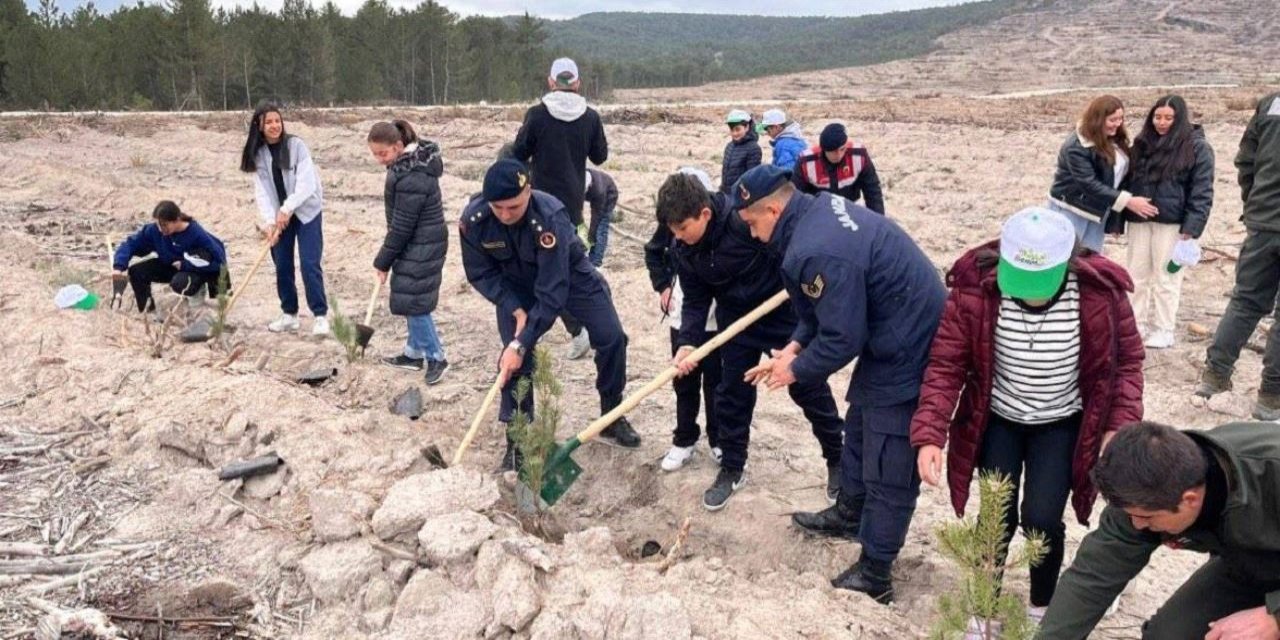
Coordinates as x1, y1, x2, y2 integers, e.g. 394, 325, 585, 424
0, 2, 1276, 635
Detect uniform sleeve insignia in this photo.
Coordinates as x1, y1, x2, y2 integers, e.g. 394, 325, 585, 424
802, 274, 825, 299
538, 232, 557, 249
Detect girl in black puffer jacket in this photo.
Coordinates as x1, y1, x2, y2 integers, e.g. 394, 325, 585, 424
1125, 95, 1215, 350
719, 109, 762, 194
368, 120, 451, 384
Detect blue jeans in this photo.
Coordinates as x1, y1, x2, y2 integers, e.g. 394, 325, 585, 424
272, 213, 328, 316
404, 314, 445, 362
1049, 201, 1105, 253
588, 208, 612, 267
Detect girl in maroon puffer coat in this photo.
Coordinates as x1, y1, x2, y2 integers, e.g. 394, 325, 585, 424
909, 207, 1144, 622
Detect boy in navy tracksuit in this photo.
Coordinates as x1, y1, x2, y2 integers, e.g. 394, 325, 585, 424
112, 201, 228, 312
736, 165, 945, 603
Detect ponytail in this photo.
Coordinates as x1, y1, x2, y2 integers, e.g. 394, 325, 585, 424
368, 119, 418, 146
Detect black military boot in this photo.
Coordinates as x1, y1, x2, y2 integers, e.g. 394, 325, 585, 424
497, 435, 524, 474
600, 417, 641, 448
792, 493, 862, 540
832, 555, 894, 604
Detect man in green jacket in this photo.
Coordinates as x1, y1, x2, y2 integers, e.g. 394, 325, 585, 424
1199, 91, 1280, 419
1037, 421, 1280, 639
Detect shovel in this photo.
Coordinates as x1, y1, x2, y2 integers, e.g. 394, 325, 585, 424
451, 371, 507, 467
537, 289, 790, 507
354, 278, 384, 354
183, 239, 271, 343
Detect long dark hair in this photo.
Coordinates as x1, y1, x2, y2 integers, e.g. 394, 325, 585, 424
1132, 95, 1197, 184
239, 102, 290, 173
1078, 95, 1130, 166
368, 120, 418, 147
152, 200, 192, 223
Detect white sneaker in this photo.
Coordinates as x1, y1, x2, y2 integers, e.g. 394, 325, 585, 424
1144, 330, 1175, 349
660, 445, 695, 472
311, 316, 330, 336
268, 314, 300, 333
709, 446, 723, 466
566, 328, 591, 360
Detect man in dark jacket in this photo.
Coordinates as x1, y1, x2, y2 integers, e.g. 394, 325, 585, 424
737, 165, 946, 603
374, 140, 450, 384
460, 160, 640, 470
792, 123, 885, 215
511, 57, 608, 231
1199, 92, 1280, 420
584, 167, 617, 267
1037, 421, 1280, 640
720, 109, 762, 194
660, 171, 844, 511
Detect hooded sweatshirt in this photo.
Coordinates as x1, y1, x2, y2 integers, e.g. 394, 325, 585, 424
511, 91, 608, 227
770, 122, 808, 171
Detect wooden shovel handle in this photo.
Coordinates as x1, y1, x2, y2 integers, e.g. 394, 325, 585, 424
363, 278, 384, 326
222, 240, 272, 319
573, 289, 789, 444
452, 372, 506, 467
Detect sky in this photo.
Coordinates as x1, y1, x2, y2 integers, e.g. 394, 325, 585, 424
34, 0, 969, 19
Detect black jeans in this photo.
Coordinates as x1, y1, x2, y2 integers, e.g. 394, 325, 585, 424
977, 411, 1080, 607
1206, 229, 1280, 393
670, 328, 721, 448
127, 258, 226, 312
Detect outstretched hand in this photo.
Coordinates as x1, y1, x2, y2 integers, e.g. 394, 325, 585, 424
745, 349, 797, 391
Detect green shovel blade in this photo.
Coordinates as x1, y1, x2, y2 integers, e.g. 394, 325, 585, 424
539, 438, 583, 506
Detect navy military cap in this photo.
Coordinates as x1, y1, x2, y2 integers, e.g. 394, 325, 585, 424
731, 164, 792, 210
483, 159, 531, 202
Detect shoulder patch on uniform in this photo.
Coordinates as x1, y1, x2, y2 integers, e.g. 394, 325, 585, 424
539, 232, 557, 249
802, 273, 825, 299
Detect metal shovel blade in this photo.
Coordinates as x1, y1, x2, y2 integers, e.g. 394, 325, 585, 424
535, 438, 584, 507
355, 323, 374, 350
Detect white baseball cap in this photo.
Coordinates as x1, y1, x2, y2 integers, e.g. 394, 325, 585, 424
677, 166, 714, 191
761, 109, 787, 126
549, 58, 579, 87
997, 206, 1076, 299
725, 109, 751, 124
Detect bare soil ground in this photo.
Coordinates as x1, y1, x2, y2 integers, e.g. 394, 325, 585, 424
0, 1, 1276, 636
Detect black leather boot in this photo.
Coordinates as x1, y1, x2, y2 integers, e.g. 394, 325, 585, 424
791, 493, 863, 539
600, 417, 641, 448
832, 555, 894, 604
497, 435, 524, 473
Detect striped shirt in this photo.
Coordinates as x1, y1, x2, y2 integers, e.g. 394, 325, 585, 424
991, 273, 1083, 424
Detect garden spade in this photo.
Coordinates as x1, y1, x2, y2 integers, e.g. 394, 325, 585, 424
537, 289, 790, 507
354, 278, 384, 354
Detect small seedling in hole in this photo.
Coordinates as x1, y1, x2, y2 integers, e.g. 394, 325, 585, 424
508, 347, 561, 512
328, 300, 362, 363
930, 471, 1048, 640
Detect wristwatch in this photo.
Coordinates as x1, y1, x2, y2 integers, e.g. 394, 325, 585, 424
507, 340, 526, 357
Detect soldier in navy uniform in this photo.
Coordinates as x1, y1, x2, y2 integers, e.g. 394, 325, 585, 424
657, 170, 845, 512
460, 159, 641, 470
735, 165, 946, 603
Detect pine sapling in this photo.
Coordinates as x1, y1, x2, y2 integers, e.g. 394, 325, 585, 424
930, 471, 1048, 640
328, 299, 361, 363
508, 347, 561, 508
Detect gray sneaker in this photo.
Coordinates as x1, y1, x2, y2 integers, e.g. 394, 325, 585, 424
566, 329, 591, 360
702, 468, 745, 512
1195, 369, 1232, 399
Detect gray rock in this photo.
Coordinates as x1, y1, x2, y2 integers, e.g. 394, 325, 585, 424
618, 593, 692, 640
476, 541, 541, 634
156, 422, 206, 462
371, 468, 499, 540
362, 576, 396, 612
309, 488, 376, 543
242, 465, 289, 500
299, 540, 381, 604
417, 511, 497, 565
389, 570, 490, 637
386, 559, 415, 586
390, 387, 423, 420
179, 317, 214, 343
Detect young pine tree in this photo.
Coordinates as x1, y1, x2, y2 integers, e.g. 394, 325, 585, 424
507, 346, 560, 506
931, 471, 1048, 640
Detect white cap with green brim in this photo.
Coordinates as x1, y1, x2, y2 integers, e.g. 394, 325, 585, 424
997, 206, 1076, 300
726, 109, 751, 124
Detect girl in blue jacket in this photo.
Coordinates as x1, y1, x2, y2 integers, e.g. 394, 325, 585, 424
112, 201, 228, 313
